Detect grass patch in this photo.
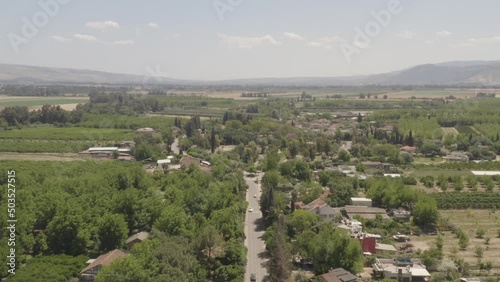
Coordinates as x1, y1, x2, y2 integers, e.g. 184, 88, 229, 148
409, 168, 472, 178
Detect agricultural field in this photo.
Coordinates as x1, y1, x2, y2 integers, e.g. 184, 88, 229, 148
79, 114, 176, 131
441, 127, 459, 136
456, 125, 479, 136
410, 209, 500, 275
398, 117, 443, 139
441, 210, 500, 273
0, 152, 96, 161
475, 124, 500, 139
0, 95, 88, 108
0, 139, 94, 153
0, 127, 135, 141
380, 89, 483, 99
433, 192, 500, 209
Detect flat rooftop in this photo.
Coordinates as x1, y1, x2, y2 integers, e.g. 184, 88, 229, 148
471, 171, 500, 176
376, 243, 397, 252
343, 205, 389, 219
351, 197, 371, 201
373, 258, 430, 277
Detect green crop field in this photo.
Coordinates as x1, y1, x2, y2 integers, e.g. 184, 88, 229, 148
398, 117, 443, 139
0, 127, 135, 141
441, 127, 459, 135
0, 139, 95, 153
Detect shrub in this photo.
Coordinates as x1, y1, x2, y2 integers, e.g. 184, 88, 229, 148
476, 228, 486, 238
475, 245, 484, 258
484, 237, 490, 245
458, 233, 469, 250
420, 176, 435, 188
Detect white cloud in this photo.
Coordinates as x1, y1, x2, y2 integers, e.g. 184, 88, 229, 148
217, 33, 281, 49
85, 21, 120, 30
307, 36, 345, 49
52, 35, 72, 42
396, 31, 416, 39
467, 36, 500, 43
353, 40, 370, 49
171, 33, 181, 39
436, 30, 452, 37
424, 40, 434, 45
73, 34, 97, 41
110, 40, 135, 45
452, 42, 476, 48
284, 32, 304, 41
147, 22, 160, 29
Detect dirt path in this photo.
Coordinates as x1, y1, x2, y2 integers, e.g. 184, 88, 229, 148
0, 152, 97, 162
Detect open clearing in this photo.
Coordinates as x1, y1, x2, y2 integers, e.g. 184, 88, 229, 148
412, 209, 500, 274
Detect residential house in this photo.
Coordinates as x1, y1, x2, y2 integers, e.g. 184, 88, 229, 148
372, 258, 430, 282
80, 249, 128, 281
361, 161, 391, 171
337, 165, 356, 176
301, 198, 340, 222
443, 151, 469, 162
126, 231, 149, 250
315, 268, 358, 282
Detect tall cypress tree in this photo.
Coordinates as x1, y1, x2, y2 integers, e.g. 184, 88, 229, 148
210, 128, 216, 154
407, 130, 414, 146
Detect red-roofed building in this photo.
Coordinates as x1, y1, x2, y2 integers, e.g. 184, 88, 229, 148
80, 249, 128, 281
301, 197, 340, 222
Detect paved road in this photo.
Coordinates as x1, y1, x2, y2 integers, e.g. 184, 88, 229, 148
244, 172, 269, 282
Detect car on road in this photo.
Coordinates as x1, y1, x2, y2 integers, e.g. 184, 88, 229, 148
253, 194, 257, 198
250, 273, 256, 281
248, 208, 253, 212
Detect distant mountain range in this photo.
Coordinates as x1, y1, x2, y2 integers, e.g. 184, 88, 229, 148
1, 60, 500, 86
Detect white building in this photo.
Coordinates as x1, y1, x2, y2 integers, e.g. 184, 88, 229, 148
471, 171, 500, 176
157, 159, 171, 168
373, 258, 430, 282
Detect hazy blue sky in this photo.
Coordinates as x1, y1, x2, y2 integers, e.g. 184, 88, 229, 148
1, 0, 500, 80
